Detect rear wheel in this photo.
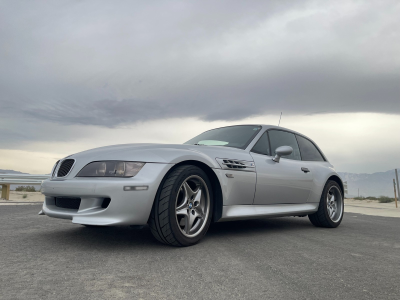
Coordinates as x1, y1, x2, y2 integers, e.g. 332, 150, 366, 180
308, 180, 344, 228
149, 165, 213, 246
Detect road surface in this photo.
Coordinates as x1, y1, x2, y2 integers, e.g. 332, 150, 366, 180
0, 205, 399, 300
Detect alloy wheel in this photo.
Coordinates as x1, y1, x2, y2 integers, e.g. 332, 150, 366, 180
175, 175, 210, 237
326, 186, 343, 222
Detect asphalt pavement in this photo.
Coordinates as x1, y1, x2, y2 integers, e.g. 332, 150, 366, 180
1, 205, 399, 300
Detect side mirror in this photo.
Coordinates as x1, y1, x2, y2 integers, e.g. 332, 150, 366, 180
272, 146, 293, 163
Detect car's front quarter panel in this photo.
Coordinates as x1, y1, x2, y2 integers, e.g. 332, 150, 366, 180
41, 162, 173, 225
213, 168, 256, 205
40, 143, 257, 226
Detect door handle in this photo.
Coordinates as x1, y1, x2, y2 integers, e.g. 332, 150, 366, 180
301, 167, 310, 173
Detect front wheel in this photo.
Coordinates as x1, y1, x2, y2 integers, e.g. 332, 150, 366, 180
308, 180, 344, 228
149, 165, 213, 246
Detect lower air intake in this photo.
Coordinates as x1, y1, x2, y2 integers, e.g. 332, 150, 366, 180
102, 198, 111, 208
55, 197, 81, 210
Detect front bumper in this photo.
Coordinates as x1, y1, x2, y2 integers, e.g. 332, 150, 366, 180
41, 163, 172, 225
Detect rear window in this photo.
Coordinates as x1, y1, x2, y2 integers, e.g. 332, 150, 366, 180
296, 135, 325, 161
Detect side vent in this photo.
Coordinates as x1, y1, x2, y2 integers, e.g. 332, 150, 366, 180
216, 158, 255, 172
222, 160, 246, 169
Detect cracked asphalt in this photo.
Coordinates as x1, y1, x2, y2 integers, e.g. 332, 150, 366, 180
1, 205, 399, 300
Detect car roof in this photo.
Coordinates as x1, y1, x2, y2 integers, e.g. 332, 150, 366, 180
220, 124, 306, 136
223, 124, 328, 161
205, 124, 311, 139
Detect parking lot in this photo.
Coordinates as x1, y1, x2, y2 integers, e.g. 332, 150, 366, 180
1, 204, 399, 300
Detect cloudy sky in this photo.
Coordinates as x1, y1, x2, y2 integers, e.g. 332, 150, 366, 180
1, 0, 399, 174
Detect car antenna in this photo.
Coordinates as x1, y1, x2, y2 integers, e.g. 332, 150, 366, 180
278, 112, 282, 126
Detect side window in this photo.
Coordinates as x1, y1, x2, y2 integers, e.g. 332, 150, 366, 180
296, 135, 325, 161
251, 132, 270, 156
268, 130, 301, 161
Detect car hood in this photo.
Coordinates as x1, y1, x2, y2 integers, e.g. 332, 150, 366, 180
68, 143, 252, 165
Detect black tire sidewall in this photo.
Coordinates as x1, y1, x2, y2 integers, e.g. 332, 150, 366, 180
167, 166, 214, 246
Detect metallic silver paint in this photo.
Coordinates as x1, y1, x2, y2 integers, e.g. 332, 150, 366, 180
42, 163, 172, 225
272, 146, 293, 163
41, 124, 343, 226
220, 203, 319, 221
251, 152, 313, 205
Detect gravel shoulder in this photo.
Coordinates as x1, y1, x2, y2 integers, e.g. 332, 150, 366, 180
345, 198, 400, 218
0, 191, 44, 204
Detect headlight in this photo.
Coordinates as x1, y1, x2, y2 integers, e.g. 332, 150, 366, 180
76, 161, 145, 178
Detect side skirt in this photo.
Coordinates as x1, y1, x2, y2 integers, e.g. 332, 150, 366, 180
219, 203, 319, 222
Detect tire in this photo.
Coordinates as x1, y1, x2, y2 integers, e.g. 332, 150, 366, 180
149, 165, 214, 247
308, 180, 344, 228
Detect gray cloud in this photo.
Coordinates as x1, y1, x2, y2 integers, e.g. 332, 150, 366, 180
1, 0, 399, 130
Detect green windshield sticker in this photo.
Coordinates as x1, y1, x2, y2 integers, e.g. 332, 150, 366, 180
197, 140, 229, 146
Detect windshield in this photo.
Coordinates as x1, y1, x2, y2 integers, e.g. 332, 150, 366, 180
184, 125, 262, 149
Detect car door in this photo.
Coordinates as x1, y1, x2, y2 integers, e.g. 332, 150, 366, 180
295, 134, 328, 202
250, 129, 313, 205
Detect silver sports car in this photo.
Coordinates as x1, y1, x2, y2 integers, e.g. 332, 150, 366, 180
40, 125, 344, 246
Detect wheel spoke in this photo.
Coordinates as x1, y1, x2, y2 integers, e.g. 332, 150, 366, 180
194, 207, 204, 219
176, 207, 188, 216
328, 207, 333, 218
184, 215, 190, 233
193, 188, 202, 205
176, 183, 192, 210
186, 211, 196, 234
183, 181, 195, 200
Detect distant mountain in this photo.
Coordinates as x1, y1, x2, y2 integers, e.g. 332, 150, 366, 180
338, 169, 399, 197
0, 169, 27, 174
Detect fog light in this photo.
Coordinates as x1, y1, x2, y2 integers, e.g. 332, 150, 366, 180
123, 186, 148, 191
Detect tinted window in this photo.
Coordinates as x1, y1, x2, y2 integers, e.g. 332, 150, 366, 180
268, 130, 301, 161
251, 132, 270, 156
185, 125, 261, 149
296, 135, 325, 161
